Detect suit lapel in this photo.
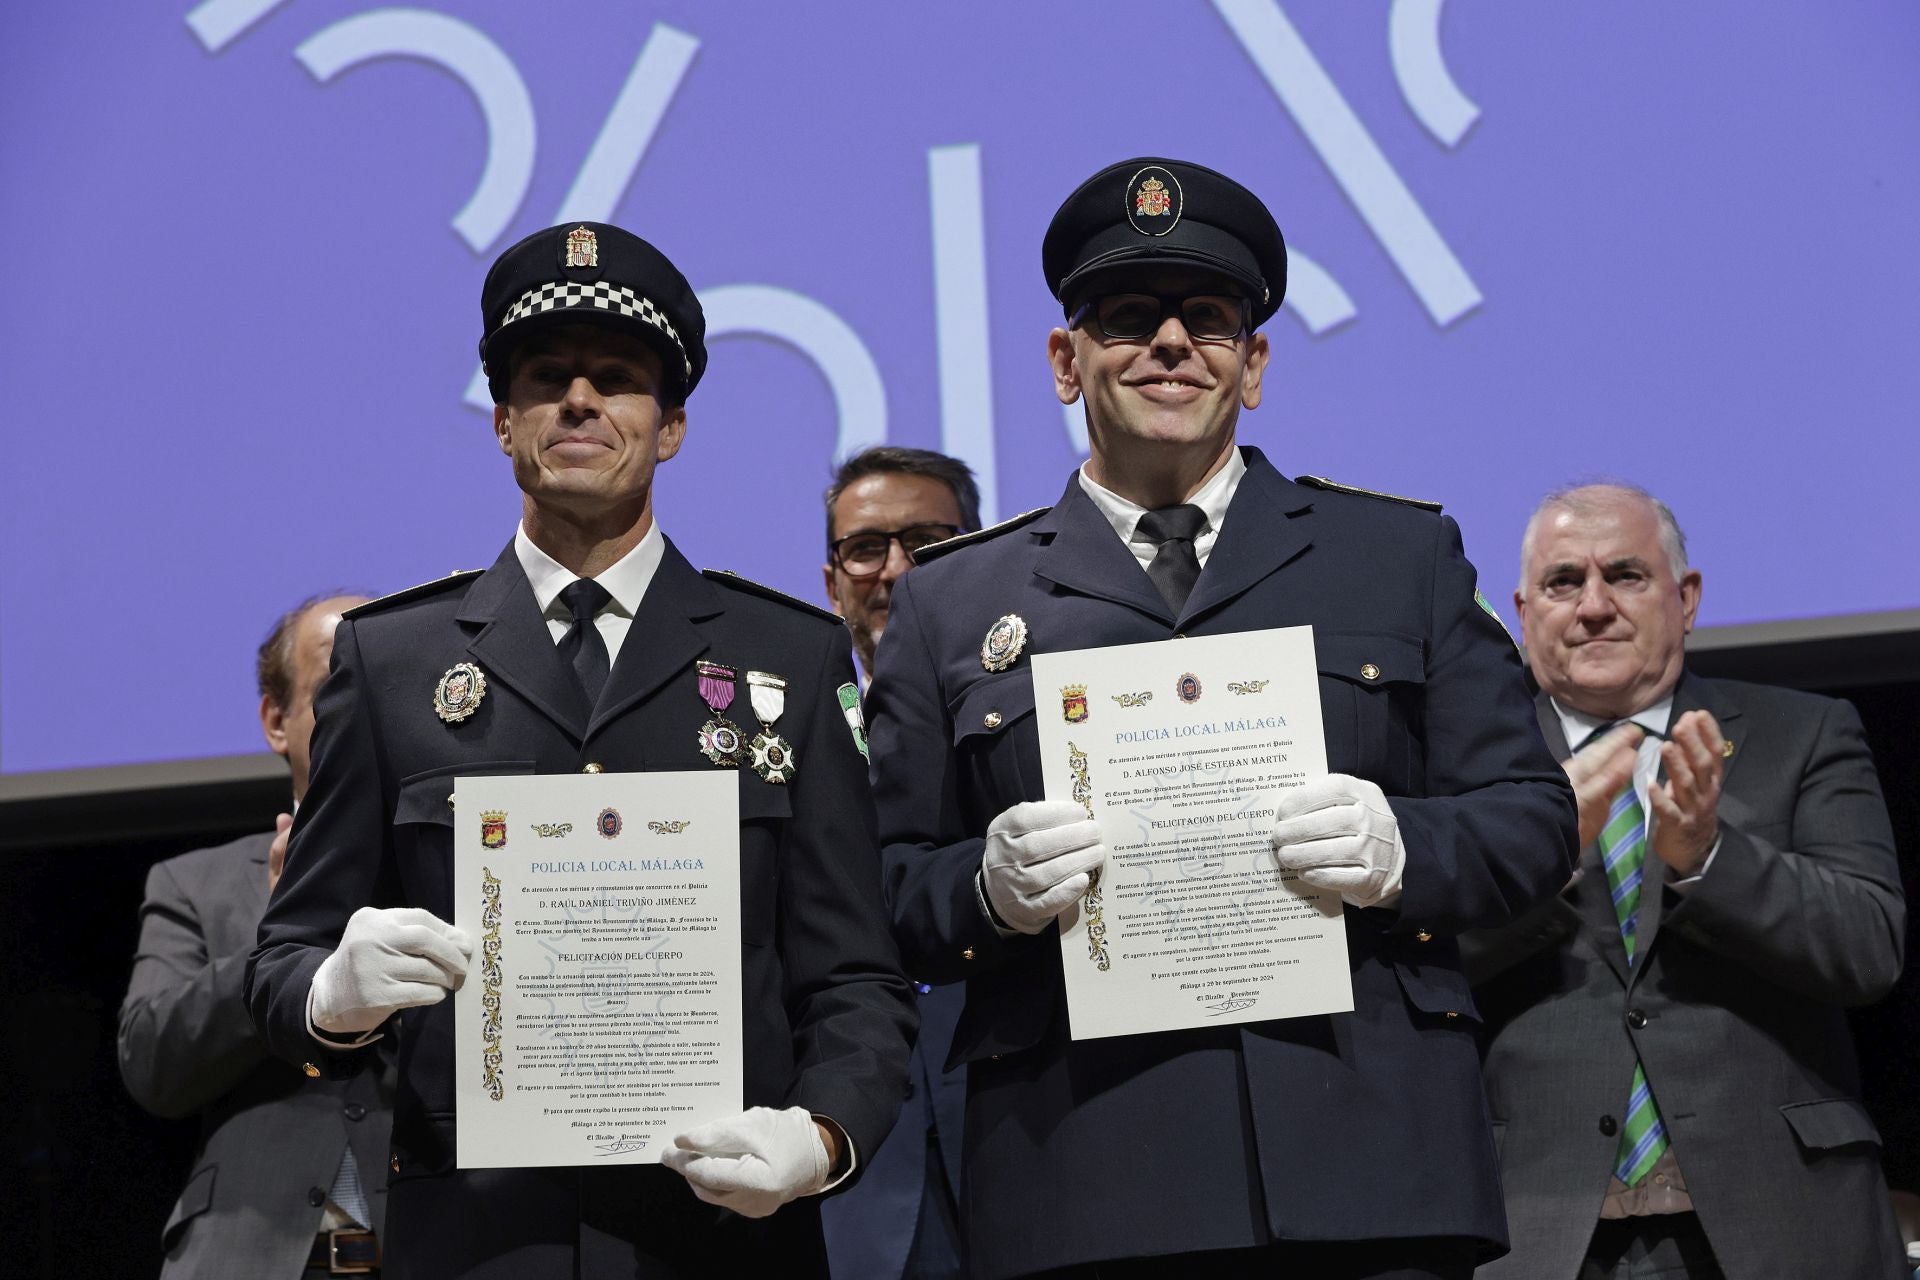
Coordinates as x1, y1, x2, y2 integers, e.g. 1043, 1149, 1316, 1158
1539, 693, 1632, 987
1179, 449, 1314, 626
587, 540, 719, 740
458, 542, 590, 741
1030, 476, 1174, 623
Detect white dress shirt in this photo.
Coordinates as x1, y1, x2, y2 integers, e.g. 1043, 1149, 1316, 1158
513, 519, 665, 663
1076, 446, 1247, 572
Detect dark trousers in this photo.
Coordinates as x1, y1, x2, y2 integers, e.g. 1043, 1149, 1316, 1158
1031, 1238, 1478, 1279
1578, 1213, 1724, 1280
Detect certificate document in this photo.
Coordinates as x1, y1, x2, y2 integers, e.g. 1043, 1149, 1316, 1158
1031, 627, 1354, 1040
451, 771, 741, 1167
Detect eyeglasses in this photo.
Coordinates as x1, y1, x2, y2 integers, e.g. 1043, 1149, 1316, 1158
1069, 293, 1251, 342
829, 524, 964, 576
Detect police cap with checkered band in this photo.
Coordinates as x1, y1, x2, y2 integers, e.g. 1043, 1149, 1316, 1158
1043, 158, 1287, 329
479, 221, 708, 402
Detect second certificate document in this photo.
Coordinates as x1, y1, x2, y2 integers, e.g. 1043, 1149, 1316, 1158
1031, 626, 1354, 1039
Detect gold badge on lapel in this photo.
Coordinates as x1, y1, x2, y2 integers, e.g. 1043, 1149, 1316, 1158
980, 614, 1029, 672
433, 662, 487, 723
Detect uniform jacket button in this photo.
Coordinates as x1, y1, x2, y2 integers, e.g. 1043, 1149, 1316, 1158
983, 712, 1002, 730
307, 1186, 326, 1207
390, 1156, 402, 1174
302, 1062, 321, 1079
344, 1103, 367, 1121
582, 762, 604, 774
1599, 1115, 1618, 1136
962, 947, 976, 961
1415, 929, 1433, 943
1360, 663, 1381, 681
1626, 1009, 1648, 1030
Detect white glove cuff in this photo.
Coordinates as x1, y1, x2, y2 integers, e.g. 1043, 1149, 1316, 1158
305, 985, 384, 1049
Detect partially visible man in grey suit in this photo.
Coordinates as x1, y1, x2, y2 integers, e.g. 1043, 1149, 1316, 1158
121, 591, 392, 1279
1465, 483, 1907, 1278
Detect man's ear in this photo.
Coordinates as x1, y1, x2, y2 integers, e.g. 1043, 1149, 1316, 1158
822, 563, 845, 618
260, 693, 290, 758
493, 401, 513, 456
1240, 332, 1271, 410
1679, 569, 1702, 634
1048, 329, 1080, 405
656, 403, 688, 462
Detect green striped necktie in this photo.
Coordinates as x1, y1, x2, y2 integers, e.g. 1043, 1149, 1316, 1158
1598, 778, 1670, 1185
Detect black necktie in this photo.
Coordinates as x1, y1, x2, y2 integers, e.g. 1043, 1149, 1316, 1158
556, 579, 613, 708
1136, 504, 1208, 615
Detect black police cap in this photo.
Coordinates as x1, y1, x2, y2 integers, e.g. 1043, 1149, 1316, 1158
479, 221, 707, 402
1042, 158, 1287, 329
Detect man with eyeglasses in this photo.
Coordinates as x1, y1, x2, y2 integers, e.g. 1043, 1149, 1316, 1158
817, 445, 980, 1280
864, 157, 1577, 1277
822, 446, 981, 686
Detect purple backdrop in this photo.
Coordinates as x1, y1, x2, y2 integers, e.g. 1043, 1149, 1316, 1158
2, 0, 1916, 773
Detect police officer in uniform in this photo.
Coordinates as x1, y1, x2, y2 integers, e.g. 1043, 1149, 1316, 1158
248, 222, 916, 1279
865, 159, 1578, 1278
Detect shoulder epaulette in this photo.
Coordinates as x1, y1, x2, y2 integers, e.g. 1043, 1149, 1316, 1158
1296, 475, 1442, 513
342, 569, 483, 618
912, 507, 1052, 565
702, 569, 843, 624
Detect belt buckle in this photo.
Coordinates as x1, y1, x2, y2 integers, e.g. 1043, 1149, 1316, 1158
328, 1228, 379, 1275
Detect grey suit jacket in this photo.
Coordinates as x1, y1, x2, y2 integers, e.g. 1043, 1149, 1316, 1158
120, 831, 395, 1280
1464, 674, 1907, 1279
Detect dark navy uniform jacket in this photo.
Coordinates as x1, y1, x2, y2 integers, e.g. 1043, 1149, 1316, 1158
865, 447, 1578, 1278
248, 537, 916, 1280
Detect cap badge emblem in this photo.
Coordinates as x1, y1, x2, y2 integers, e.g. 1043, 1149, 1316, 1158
1126, 166, 1183, 236
980, 614, 1030, 672
563, 225, 598, 269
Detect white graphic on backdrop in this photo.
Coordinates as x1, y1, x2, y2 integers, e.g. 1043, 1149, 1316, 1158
295, 11, 535, 253
1388, 0, 1480, 147
1214, 0, 1482, 326
187, 0, 1479, 513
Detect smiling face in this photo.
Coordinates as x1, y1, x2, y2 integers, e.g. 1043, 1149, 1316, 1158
492, 322, 686, 523
1515, 487, 1701, 720
1048, 266, 1269, 498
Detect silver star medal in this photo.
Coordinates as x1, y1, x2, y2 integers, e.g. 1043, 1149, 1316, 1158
745, 670, 797, 784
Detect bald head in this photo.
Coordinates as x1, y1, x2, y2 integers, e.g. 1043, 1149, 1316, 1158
1514, 484, 1701, 719
259, 593, 370, 801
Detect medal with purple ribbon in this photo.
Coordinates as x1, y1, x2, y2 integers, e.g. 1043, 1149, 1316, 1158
695, 660, 746, 767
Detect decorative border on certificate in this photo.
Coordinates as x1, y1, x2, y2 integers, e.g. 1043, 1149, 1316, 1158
1067, 742, 1111, 971
480, 867, 505, 1101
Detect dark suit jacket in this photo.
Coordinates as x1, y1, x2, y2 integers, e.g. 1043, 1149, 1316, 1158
247, 540, 917, 1280
865, 449, 1579, 1278
120, 831, 394, 1280
1464, 675, 1907, 1279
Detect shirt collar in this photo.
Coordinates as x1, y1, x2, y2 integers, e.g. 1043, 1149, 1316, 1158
513, 520, 663, 620
1553, 691, 1676, 755
1076, 445, 1247, 547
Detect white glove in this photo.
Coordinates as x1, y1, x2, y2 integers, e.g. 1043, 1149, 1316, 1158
662, 1105, 830, 1218
310, 906, 474, 1036
1269, 774, 1406, 909
979, 800, 1107, 934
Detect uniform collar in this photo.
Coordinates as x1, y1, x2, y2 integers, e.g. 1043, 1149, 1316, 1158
1075, 445, 1247, 548
514, 520, 663, 622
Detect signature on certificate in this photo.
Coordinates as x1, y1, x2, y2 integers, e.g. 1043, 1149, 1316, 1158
1205, 997, 1257, 1016
594, 1137, 650, 1156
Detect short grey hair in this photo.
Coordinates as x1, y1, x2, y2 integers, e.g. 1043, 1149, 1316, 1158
1518, 480, 1689, 595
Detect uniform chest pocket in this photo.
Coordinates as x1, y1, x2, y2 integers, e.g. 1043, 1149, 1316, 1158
1314, 633, 1425, 796
949, 670, 1041, 813
395, 759, 539, 828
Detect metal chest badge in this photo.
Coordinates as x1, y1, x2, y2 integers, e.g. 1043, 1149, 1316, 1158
694, 660, 746, 767
745, 670, 797, 784
979, 614, 1029, 672
433, 662, 488, 723
563, 225, 598, 269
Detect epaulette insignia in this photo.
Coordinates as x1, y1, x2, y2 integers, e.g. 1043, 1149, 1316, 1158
1296, 475, 1442, 513
702, 570, 843, 624
912, 507, 1052, 565
343, 569, 484, 618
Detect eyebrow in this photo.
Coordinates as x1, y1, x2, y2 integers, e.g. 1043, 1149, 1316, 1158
1540, 556, 1654, 581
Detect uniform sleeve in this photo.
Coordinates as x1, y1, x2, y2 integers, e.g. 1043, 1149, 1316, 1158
247, 618, 402, 1073
1386, 515, 1580, 933
1658, 696, 1905, 1006
118, 859, 268, 1118
776, 625, 918, 1162
868, 572, 1029, 983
